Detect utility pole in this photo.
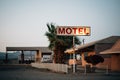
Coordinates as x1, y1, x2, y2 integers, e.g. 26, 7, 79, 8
73, 36, 76, 73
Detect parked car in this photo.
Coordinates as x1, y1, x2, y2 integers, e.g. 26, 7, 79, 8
41, 55, 52, 63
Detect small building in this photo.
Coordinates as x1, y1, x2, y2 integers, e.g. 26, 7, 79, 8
6, 47, 53, 63
76, 36, 120, 69
100, 39, 120, 71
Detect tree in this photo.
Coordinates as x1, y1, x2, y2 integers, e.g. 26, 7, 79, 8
84, 55, 104, 72
85, 55, 104, 65
45, 23, 81, 63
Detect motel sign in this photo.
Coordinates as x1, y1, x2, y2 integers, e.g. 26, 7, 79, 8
57, 26, 90, 36
56, 26, 91, 73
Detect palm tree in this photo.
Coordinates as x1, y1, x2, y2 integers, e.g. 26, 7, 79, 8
45, 23, 81, 63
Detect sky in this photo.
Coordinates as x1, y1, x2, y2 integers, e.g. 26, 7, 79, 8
0, 0, 120, 52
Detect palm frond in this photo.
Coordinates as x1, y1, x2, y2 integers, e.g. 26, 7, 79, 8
47, 23, 52, 32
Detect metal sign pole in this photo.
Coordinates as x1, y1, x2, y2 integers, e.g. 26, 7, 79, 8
73, 35, 75, 73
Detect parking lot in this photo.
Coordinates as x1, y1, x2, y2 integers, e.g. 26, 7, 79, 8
0, 64, 120, 80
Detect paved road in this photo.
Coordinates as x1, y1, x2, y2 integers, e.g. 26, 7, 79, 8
0, 64, 120, 80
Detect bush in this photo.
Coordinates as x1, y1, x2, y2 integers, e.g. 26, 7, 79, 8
85, 55, 104, 65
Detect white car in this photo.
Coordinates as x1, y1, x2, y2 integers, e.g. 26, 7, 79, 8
41, 55, 52, 63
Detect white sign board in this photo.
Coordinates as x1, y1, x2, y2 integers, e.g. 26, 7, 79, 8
56, 26, 90, 36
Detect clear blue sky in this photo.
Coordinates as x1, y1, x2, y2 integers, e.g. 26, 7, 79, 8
0, 0, 120, 52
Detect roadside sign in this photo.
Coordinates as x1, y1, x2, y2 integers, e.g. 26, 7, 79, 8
57, 26, 90, 36
56, 26, 91, 73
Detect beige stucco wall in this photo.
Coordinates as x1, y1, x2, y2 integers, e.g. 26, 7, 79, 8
81, 51, 112, 70
96, 54, 120, 71
96, 58, 111, 69
81, 53, 86, 67
88, 51, 96, 56
80, 51, 120, 71
35, 50, 41, 62
81, 51, 95, 67
111, 54, 120, 71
